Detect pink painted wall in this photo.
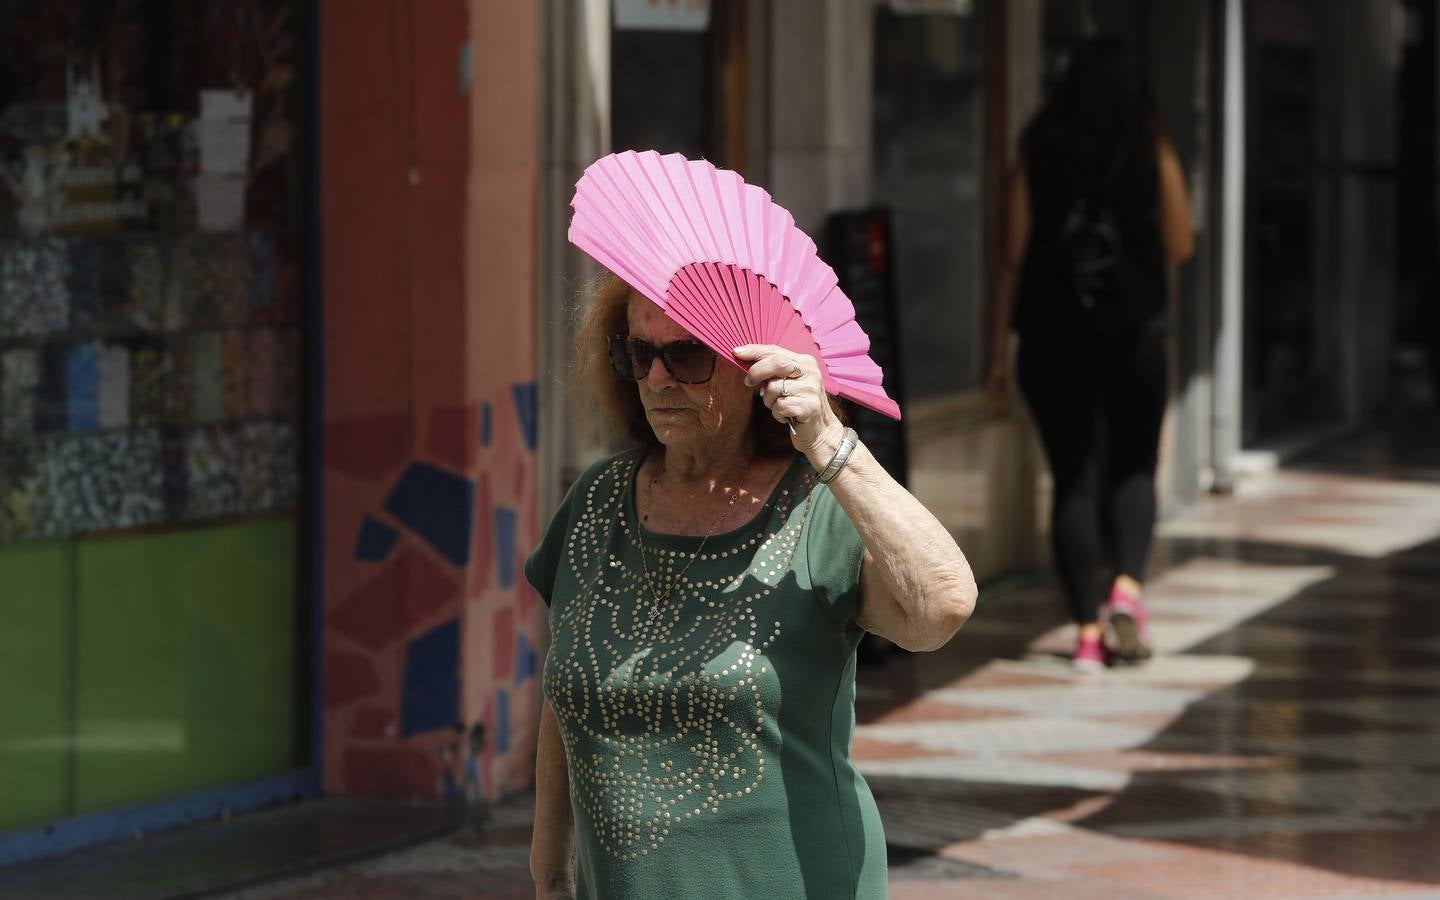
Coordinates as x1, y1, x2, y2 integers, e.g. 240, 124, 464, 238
460, 0, 543, 797
318, 0, 540, 800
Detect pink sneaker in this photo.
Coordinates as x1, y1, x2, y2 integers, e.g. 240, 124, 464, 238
1106, 587, 1153, 663
1073, 633, 1108, 672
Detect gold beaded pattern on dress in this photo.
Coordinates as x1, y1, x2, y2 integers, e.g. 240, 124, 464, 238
543, 455, 814, 862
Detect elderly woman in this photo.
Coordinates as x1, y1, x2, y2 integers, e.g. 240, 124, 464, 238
525, 276, 978, 899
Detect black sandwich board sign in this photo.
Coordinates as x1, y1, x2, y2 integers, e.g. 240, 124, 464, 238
822, 208, 909, 488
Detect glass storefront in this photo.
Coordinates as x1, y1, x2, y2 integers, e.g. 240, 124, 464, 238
0, 0, 309, 835
1243, 0, 1346, 444
611, 0, 721, 160
872, 3, 988, 400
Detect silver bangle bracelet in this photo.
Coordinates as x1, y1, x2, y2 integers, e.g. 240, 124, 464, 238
817, 427, 859, 484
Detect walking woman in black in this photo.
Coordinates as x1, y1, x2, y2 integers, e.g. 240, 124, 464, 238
987, 38, 1194, 670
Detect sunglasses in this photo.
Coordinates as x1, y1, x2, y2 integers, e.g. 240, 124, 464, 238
608, 336, 717, 384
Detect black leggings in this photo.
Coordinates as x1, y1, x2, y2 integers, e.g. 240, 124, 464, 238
1018, 327, 1169, 625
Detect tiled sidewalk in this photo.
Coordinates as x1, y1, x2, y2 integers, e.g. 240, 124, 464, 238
226, 432, 1440, 899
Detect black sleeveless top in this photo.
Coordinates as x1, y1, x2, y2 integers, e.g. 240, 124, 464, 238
1013, 133, 1168, 336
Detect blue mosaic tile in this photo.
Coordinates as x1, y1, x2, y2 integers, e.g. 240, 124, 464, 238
401, 619, 460, 737
516, 633, 537, 683
494, 688, 510, 754
511, 382, 537, 451
355, 515, 400, 562
494, 506, 518, 588
383, 463, 474, 567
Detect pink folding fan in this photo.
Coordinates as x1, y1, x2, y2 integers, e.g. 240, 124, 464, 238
568, 150, 902, 420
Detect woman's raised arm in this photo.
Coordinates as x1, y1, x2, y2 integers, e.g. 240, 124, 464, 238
811, 429, 978, 651
735, 346, 979, 652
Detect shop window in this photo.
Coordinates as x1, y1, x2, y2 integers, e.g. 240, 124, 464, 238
612, 0, 720, 161
1243, 0, 1345, 443
872, 4, 988, 401
0, 0, 308, 834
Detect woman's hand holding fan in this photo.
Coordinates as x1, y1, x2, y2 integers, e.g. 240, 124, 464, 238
734, 344, 843, 460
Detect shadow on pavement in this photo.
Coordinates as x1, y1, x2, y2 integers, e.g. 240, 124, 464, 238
861, 423, 1440, 888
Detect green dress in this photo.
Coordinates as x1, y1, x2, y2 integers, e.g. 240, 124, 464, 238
525, 450, 888, 899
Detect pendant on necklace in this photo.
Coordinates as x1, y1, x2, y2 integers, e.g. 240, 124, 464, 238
648, 606, 662, 624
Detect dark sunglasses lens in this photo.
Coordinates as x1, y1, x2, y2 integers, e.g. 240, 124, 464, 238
628, 341, 659, 379
666, 342, 716, 383
608, 337, 639, 381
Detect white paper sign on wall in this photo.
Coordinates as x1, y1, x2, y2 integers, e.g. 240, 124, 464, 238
888, 0, 974, 15
613, 0, 711, 32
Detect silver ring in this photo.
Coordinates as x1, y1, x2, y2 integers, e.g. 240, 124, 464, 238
788, 362, 803, 379
780, 378, 790, 397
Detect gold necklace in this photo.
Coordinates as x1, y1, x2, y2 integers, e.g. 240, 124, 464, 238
633, 455, 752, 624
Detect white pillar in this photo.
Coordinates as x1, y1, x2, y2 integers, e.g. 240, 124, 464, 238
538, 0, 612, 519
1212, 0, 1246, 488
